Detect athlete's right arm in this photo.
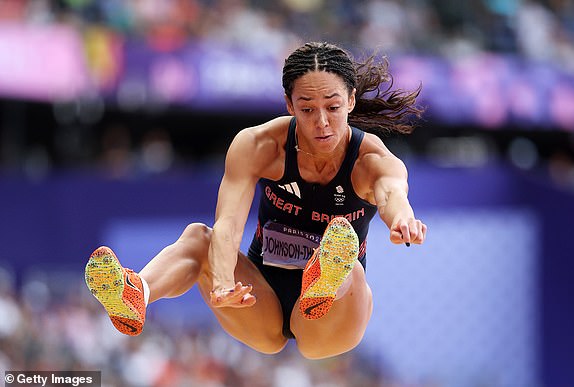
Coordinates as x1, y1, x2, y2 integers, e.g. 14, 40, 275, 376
207, 124, 279, 308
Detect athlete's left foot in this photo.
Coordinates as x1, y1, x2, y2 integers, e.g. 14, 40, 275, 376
299, 217, 359, 320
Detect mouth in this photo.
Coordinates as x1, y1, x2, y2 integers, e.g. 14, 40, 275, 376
315, 134, 333, 142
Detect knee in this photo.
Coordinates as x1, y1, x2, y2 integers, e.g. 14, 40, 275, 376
249, 338, 288, 355
180, 222, 212, 243
298, 333, 363, 360
221, 322, 288, 355
174, 223, 212, 258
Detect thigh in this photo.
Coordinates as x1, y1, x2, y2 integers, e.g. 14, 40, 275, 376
196, 252, 288, 354
290, 264, 373, 359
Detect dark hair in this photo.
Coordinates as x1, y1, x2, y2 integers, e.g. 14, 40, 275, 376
282, 42, 424, 135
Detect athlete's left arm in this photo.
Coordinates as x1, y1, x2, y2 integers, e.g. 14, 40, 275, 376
368, 150, 427, 245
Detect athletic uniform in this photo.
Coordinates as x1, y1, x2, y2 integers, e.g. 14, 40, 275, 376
247, 117, 377, 338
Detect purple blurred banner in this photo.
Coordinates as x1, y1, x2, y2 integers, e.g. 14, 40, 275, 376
0, 24, 90, 101
113, 42, 574, 130
1, 23, 573, 130
392, 54, 574, 131
117, 40, 285, 112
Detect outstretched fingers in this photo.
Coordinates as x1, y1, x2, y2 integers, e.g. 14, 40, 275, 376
210, 282, 256, 308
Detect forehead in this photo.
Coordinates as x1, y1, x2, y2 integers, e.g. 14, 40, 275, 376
291, 70, 348, 99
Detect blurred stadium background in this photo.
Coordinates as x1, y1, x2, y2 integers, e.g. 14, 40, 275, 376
1, 0, 574, 386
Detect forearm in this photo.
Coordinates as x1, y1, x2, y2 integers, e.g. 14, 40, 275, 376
379, 189, 415, 229
208, 217, 242, 290
370, 154, 426, 245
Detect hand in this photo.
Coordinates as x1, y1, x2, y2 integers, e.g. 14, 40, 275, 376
390, 217, 427, 245
210, 282, 256, 308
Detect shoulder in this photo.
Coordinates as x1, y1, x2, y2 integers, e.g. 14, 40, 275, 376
356, 132, 407, 177
226, 116, 292, 179
229, 116, 291, 160
352, 132, 408, 201
233, 116, 291, 145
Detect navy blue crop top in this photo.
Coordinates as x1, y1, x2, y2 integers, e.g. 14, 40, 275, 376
248, 117, 378, 267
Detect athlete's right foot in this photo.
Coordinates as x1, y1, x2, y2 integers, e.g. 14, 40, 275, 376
85, 246, 146, 336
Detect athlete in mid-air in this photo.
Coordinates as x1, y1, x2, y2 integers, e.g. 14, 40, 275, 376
85, 42, 427, 359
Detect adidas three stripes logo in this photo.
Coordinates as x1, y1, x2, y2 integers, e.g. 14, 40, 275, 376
278, 182, 301, 199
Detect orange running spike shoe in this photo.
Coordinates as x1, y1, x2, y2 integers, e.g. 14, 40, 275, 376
299, 217, 359, 320
85, 246, 146, 336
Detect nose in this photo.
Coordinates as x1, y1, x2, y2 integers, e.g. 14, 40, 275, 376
317, 109, 328, 129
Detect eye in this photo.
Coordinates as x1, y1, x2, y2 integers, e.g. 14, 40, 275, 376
301, 108, 313, 113
329, 106, 340, 111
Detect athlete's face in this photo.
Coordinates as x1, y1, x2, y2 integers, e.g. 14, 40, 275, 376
285, 70, 356, 155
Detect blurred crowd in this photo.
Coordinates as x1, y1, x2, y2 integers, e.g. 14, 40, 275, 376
1, 0, 574, 188
0, 0, 573, 69
1, 0, 573, 181
0, 267, 424, 387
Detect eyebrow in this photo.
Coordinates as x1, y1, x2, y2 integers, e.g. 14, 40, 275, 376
297, 93, 342, 101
